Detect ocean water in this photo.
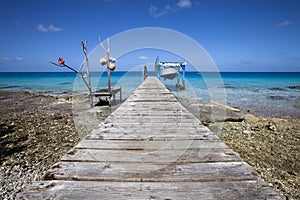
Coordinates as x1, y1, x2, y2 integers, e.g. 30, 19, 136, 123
0, 72, 299, 116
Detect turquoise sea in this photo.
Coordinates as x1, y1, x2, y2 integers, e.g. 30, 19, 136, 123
0, 72, 299, 116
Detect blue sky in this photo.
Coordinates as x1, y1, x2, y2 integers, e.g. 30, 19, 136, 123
0, 0, 299, 72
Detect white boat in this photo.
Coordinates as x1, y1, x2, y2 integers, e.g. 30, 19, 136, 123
160, 66, 179, 80
154, 56, 186, 89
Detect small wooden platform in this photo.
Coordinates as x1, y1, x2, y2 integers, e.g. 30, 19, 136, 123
20, 77, 283, 199
94, 87, 122, 106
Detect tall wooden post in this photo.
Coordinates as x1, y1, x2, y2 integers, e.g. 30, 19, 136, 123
106, 51, 111, 93
144, 64, 148, 80
99, 37, 111, 93
81, 41, 93, 107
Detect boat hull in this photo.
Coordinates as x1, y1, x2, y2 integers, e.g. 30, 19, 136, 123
160, 68, 179, 80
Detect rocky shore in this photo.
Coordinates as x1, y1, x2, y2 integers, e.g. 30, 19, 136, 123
180, 98, 299, 200
0, 91, 299, 199
0, 91, 115, 200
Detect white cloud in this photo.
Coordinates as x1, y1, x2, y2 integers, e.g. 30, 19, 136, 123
1, 57, 26, 62
275, 20, 291, 29
47, 25, 62, 32
149, 5, 164, 18
149, 0, 193, 17
37, 24, 62, 32
139, 56, 148, 60
176, 0, 192, 8
16, 57, 24, 61
37, 24, 48, 32
1, 57, 12, 61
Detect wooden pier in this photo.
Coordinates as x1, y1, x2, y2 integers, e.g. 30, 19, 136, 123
20, 77, 283, 199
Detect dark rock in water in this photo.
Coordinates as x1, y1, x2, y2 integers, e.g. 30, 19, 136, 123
268, 96, 288, 101
270, 87, 286, 91
248, 88, 260, 92
219, 84, 237, 89
0, 85, 21, 89
293, 104, 300, 109
288, 85, 300, 89
60, 82, 72, 85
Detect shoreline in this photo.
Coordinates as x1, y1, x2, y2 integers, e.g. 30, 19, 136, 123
0, 90, 299, 199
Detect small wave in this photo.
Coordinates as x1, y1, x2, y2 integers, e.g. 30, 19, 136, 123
0, 85, 21, 89
60, 82, 73, 85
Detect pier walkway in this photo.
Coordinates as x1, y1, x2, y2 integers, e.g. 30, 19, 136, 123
21, 77, 282, 199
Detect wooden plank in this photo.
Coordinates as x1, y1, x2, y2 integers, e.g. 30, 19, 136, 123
97, 125, 207, 131
106, 114, 199, 120
105, 115, 198, 120
109, 112, 193, 116
86, 132, 219, 141
43, 161, 257, 182
119, 101, 185, 106
20, 180, 284, 200
98, 121, 207, 127
75, 139, 227, 150
115, 107, 189, 112
104, 118, 201, 124
61, 148, 242, 163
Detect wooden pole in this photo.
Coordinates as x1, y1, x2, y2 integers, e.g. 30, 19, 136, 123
106, 50, 111, 93
99, 37, 111, 93
81, 41, 93, 107
144, 64, 148, 80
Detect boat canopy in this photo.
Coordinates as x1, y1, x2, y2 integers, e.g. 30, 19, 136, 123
160, 62, 187, 67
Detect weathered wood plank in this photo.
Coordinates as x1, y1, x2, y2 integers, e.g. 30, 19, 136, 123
44, 161, 257, 182
75, 139, 227, 150
20, 180, 284, 200
86, 130, 219, 140
97, 125, 208, 132
104, 119, 198, 123
101, 122, 203, 127
109, 112, 193, 117
61, 148, 242, 163
106, 117, 200, 123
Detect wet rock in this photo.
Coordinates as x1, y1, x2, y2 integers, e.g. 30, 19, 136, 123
177, 98, 244, 124
244, 114, 259, 123
248, 88, 260, 92
293, 104, 300, 109
268, 96, 288, 100
270, 87, 286, 91
197, 103, 244, 123
219, 84, 237, 89
288, 85, 300, 89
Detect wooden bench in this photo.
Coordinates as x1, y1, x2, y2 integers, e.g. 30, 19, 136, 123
93, 87, 122, 106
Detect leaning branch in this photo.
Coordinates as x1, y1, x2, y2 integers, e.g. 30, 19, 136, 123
80, 40, 93, 107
